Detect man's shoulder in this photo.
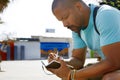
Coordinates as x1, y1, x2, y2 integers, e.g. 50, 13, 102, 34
96, 4, 120, 22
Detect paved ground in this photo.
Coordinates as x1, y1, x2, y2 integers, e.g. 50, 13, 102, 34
0, 59, 98, 80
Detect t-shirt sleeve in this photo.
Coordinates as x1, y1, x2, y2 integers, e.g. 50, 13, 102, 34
72, 31, 86, 49
96, 8, 120, 46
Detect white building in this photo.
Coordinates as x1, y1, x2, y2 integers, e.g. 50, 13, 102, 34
13, 36, 73, 60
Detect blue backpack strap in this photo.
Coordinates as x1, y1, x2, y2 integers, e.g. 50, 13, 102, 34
93, 6, 100, 35
78, 6, 100, 38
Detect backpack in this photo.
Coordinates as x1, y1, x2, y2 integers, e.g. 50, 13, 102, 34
78, 6, 100, 37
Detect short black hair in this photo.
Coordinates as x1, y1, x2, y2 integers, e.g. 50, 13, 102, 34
0, 0, 10, 12
52, 0, 81, 12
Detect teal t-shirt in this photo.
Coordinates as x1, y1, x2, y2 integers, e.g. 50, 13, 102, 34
72, 4, 120, 59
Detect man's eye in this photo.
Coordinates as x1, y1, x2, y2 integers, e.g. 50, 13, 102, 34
64, 15, 67, 19
62, 16, 67, 21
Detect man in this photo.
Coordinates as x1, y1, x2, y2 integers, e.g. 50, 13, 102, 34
47, 0, 120, 80
0, 0, 10, 72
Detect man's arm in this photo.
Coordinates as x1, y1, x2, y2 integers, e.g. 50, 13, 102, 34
66, 47, 87, 70
75, 42, 120, 79
48, 47, 87, 70
47, 47, 87, 80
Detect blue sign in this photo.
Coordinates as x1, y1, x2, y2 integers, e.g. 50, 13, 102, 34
40, 42, 70, 51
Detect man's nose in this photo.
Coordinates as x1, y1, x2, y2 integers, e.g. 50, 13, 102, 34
63, 21, 69, 27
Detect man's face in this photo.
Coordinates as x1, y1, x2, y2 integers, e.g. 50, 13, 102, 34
53, 4, 84, 33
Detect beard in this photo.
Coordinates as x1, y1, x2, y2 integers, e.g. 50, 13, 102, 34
67, 25, 86, 33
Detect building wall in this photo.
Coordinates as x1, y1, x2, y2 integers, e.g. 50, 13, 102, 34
15, 41, 40, 60
13, 36, 73, 60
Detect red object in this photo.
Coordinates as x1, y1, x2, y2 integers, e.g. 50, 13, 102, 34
8, 41, 14, 60
0, 41, 14, 60
0, 51, 7, 60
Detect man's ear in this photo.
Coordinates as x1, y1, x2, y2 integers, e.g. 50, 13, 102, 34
74, 2, 82, 11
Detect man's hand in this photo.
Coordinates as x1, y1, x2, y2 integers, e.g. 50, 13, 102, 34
47, 58, 71, 79
48, 52, 58, 63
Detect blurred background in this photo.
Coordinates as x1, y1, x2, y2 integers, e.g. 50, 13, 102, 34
0, 0, 101, 38
0, 0, 101, 80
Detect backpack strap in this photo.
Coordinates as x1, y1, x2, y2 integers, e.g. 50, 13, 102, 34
93, 6, 100, 35
78, 6, 100, 38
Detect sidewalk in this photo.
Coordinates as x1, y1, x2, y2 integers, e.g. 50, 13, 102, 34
0, 60, 60, 80
0, 59, 98, 80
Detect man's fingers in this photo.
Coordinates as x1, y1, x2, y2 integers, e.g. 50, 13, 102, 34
49, 53, 56, 58
48, 52, 57, 62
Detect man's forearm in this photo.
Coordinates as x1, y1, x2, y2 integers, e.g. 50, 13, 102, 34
65, 57, 84, 70
76, 59, 118, 79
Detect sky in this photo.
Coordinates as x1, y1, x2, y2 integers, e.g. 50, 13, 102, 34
0, 0, 100, 40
